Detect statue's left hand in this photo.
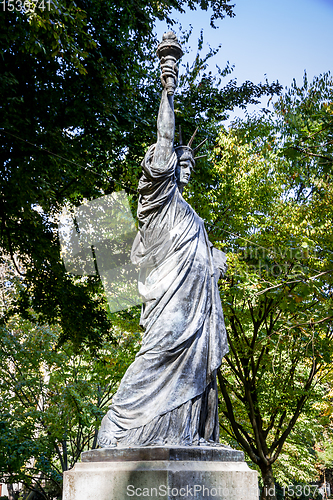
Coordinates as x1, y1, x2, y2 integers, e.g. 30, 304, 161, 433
211, 247, 228, 279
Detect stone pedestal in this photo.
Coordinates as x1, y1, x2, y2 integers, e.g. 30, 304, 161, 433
63, 447, 258, 500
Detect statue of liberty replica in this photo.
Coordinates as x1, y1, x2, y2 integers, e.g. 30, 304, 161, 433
98, 31, 228, 448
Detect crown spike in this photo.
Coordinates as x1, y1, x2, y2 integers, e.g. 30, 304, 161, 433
194, 154, 207, 160
193, 137, 208, 153
179, 125, 183, 146
187, 127, 198, 148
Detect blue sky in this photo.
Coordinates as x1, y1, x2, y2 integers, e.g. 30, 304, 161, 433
155, 0, 333, 119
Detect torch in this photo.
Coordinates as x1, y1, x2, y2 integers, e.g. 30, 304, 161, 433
156, 31, 183, 95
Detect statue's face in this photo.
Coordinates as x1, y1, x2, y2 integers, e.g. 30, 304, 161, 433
176, 156, 194, 187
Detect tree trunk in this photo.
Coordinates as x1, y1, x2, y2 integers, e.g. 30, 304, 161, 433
7, 483, 16, 500
260, 466, 276, 500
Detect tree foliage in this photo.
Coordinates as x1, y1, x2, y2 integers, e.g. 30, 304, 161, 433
0, 314, 140, 498
189, 72, 333, 499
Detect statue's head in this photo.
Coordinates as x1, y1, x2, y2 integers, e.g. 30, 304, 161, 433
174, 127, 207, 190
175, 146, 195, 188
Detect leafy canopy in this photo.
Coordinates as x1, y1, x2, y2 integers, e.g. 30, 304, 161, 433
187, 72, 333, 496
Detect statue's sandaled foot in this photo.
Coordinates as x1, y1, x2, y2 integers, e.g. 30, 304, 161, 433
198, 438, 232, 448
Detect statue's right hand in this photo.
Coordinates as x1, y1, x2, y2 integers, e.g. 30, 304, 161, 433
160, 65, 178, 94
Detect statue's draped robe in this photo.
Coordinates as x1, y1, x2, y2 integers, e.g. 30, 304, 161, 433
98, 145, 228, 447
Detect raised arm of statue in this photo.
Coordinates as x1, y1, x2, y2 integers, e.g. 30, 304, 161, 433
152, 89, 175, 169
153, 31, 183, 170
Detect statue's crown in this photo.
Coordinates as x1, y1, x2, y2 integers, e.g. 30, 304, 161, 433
174, 127, 207, 161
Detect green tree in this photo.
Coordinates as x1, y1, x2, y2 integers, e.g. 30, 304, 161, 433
191, 73, 333, 499
0, 313, 140, 499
